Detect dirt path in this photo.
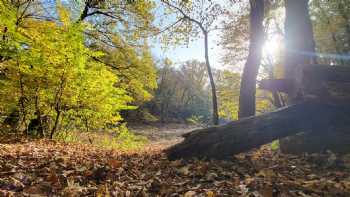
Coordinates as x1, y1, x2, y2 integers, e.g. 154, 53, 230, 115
129, 123, 201, 149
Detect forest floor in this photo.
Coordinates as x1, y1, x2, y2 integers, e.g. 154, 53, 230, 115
1, 124, 350, 196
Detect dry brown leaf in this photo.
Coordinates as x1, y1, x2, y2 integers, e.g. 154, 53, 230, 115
259, 185, 273, 197
47, 171, 60, 187
107, 159, 122, 169
178, 165, 190, 176
184, 190, 196, 197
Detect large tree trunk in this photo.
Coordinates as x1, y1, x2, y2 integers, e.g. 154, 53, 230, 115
280, 0, 321, 153
284, 0, 316, 102
238, 0, 265, 118
166, 101, 350, 160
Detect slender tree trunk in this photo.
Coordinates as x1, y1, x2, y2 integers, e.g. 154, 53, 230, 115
238, 0, 265, 118
284, 0, 316, 103
34, 91, 44, 138
50, 109, 61, 139
18, 63, 28, 135
204, 31, 219, 125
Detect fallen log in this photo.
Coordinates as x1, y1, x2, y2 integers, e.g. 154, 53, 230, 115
166, 101, 350, 160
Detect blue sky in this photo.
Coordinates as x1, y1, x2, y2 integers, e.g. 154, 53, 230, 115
151, 33, 224, 68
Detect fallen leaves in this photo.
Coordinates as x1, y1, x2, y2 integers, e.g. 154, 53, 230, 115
108, 159, 122, 169
0, 141, 350, 196
178, 165, 191, 176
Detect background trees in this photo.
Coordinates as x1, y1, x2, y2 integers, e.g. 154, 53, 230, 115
159, 0, 226, 125
310, 0, 350, 65
142, 60, 211, 124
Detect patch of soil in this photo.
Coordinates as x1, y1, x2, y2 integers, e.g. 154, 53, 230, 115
129, 123, 200, 148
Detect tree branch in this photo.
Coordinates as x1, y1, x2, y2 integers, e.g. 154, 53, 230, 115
154, 17, 183, 35
161, 0, 206, 32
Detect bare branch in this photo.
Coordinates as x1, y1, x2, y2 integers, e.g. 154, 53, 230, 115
154, 17, 183, 36
160, 0, 206, 32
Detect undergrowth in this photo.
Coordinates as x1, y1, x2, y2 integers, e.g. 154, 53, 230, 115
54, 124, 148, 151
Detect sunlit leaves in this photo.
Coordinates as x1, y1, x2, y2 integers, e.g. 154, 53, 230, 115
101, 36, 157, 104
57, 2, 71, 27
0, 4, 132, 134
216, 70, 241, 120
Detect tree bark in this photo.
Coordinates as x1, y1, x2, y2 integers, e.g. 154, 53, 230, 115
238, 0, 265, 118
166, 101, 350, 160
79, 1, 90, 21
280, 1, 321, 153
50, 109, 61, 139
204, 31, 219, 125
284, 0, 316, 102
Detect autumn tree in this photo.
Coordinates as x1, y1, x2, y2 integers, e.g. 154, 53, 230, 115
0, 0, 160, 138
159, 0, 225, 125
65, 0, 158, 105
0, 1, 133, 137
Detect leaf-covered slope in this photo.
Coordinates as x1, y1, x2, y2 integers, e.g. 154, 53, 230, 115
0, 141, 349, 196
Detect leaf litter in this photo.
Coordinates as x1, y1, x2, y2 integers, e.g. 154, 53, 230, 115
0, 140, 349, 196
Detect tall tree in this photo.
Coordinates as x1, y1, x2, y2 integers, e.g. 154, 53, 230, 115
238, 0, 265, 118
160, 0, 224, 125
284, 0, 316, 103
278, 0, 319, 154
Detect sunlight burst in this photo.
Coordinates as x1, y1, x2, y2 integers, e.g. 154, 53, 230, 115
264, 36, 282, 57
